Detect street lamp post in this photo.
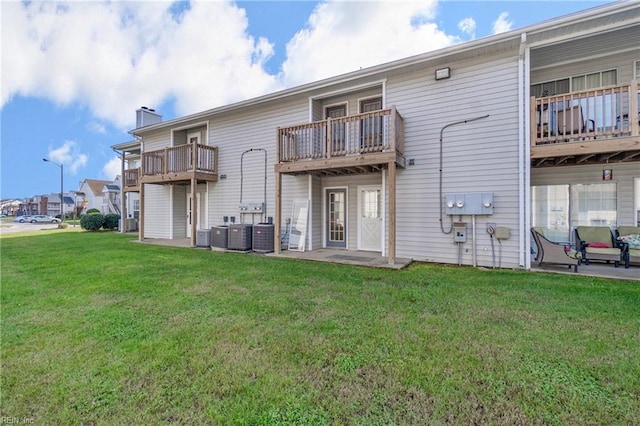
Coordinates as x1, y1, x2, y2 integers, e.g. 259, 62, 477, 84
43, 158, 64, 222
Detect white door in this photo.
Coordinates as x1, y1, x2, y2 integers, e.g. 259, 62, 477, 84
358, 185, 382, 252
187, 193, 201, 237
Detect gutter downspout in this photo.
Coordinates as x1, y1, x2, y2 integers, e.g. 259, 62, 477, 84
518, 32, 531, 269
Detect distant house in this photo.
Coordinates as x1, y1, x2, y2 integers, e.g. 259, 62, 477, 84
114, 2, 639, 270
77, 179, 113, 214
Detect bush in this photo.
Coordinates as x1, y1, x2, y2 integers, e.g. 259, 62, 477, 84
58, 222, 69, 229
86, 208, 101, 215
80, 213, 104, 231
103, 213, 120, 231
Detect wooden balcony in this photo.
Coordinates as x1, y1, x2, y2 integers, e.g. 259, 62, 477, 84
276, 106, 405, 175
140, 144, 218, 184
531, 81, 640, 166
123, 168, 140, 192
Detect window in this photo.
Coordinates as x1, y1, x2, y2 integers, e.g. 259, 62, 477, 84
634, 60, 640, 80
571, 183, 617, 228
571, 69, 617, 91
531, 182, 617, 241
360, 97, 383, 150
530, 69, 617, 97
532, 185, 570, 242
133, 199, 140, 212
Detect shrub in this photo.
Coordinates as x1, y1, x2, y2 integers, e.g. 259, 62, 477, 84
103, 213, 120, 231
80, 213, 104, 231
86, 208, 101, 215
58, 222, 69, 229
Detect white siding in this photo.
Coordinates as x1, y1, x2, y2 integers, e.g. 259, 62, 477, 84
143, 184, 170, 239
387, 52, 523, 268
531, 49, 640, 87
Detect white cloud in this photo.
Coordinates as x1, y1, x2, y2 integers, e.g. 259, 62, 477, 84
1, 1, 280, 128
280, 0, 455, 86
102, 156, 121, 181
492, 12, 513, 34
47, 141, 88, 175
2, 0, 462, 129
458, 17, 476, 38
87, 121, 107, 134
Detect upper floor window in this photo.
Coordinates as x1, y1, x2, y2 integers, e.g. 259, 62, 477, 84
531, 69, 617, 97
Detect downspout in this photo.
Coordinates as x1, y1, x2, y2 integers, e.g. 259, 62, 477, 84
517, 32, 530, 268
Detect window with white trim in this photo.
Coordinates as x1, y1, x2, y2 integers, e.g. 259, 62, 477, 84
531, 69, 617, 97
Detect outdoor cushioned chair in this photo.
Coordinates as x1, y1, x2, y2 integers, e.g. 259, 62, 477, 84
574, 226, 624, 268
616, 226, 640, 266
531, 228, 580, 272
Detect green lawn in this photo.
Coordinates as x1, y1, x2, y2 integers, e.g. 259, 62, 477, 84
1, 231, 638, 425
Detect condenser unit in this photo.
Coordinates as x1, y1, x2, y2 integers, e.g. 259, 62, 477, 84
252, 223, 274, 253
196, 229, 212, 247
211, 225, 228, 249
227, 224, 252, 251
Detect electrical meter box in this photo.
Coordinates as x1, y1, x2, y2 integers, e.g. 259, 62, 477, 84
445, 193, 494, 215
453, 222, 467, 242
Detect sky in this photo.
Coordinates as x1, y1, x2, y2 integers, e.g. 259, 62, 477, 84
0, 0, 612, 200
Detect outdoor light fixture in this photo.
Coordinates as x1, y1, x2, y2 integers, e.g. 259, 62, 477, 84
43, 158, 64, 222
435, 67, 451, 80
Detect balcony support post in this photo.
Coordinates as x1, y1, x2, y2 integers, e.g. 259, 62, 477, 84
388, 160, 396, 265
630, 80, 639, 137
275, 170, 282, 254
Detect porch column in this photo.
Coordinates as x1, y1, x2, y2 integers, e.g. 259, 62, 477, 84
388, 161, 396, 265
139, 182, 144, 241
275, 169, 282, 254
120, 152, 127, 233
190, 177, 197, 247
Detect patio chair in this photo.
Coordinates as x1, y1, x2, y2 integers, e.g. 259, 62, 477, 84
616, 226, 639, 266
531, 228, 580, 272
557, 105, 595, 139
574, 226, 625, 268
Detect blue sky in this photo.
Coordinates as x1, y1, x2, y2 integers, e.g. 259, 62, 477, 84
1, 0, 611, 200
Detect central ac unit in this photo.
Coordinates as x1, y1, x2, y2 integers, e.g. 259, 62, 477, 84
228, 224, 252, 251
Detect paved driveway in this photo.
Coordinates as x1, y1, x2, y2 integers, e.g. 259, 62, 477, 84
0, 222, 62, 234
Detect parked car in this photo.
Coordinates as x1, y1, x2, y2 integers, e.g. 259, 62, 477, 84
14, 215, 32, 223
29, 215, 61, 224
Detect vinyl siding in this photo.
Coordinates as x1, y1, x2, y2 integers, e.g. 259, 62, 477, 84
206, 96, 310, 231
173, 185, 187, 238
531, 49, 640, 87
387, 51, 522, 267
143, 184, 171, 239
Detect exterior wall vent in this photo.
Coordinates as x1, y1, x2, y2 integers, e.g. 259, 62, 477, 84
135, 107, 162, 128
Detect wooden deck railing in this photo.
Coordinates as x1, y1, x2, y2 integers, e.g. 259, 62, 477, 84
123, 168, 140, 188
531, 80, 639, 146
278, 106, 404, 162
141, 144, 218, 176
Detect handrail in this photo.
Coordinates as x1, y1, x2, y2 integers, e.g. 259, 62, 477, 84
531, 80, 639, 146
141, 144, 218, 176
278, 106, 404, 162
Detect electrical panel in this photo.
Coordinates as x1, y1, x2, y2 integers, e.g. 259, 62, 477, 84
445, 193, 494, 216
239, 202, 264, 213
453, 222, 467, 242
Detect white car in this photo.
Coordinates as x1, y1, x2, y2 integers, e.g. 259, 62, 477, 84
28, 215, 61, 223
13, 215, 32, 223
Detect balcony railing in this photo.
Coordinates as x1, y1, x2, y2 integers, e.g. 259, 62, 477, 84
141, 144, 218, 177
123, 168, 140, 188
278, 106, 404, 163
531, 81, 639, 147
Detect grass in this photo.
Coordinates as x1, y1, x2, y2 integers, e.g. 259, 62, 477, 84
1, 231, 639, 425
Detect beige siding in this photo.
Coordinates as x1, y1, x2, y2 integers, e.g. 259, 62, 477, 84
387, 52, 523, 268
531, 163, 640, 227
